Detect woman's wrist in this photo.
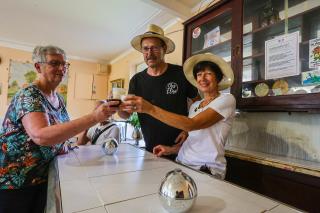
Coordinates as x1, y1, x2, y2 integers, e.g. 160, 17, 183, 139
170, 144, 180, 154
182, 131, 188, 137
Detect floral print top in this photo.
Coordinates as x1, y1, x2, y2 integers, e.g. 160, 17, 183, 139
0, 84, 69, 189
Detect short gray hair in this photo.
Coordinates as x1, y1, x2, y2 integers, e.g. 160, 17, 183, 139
32, 45, 67, 63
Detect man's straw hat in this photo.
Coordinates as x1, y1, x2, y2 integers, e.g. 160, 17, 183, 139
131, 24, 175, 54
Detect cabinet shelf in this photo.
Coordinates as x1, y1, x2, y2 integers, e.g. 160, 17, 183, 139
243, 5, 320, 37
242, 79, 271, 85
192, 39, 231, 55
243, 52, 264, 61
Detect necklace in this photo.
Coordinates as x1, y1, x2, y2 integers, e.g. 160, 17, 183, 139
194, 93, 220, 112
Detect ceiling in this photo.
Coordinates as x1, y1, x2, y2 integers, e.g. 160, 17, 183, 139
0, 0, 207, 64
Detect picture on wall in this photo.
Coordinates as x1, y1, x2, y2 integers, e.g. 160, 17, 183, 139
301, 70, 320, 86
309, 38, 320, 68
110, 78, 124, 88
8, 60, 68, 104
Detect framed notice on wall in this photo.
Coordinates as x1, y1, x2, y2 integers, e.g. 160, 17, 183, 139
265, 31, 299, 80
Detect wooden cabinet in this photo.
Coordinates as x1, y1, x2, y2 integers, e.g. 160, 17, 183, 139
226, 156, 320, 212
75, 73, 108, 100
92, 74, 108, 100
183, 0, 320, 112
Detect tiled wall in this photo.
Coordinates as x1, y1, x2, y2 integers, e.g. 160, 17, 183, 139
227, 112, 320, 163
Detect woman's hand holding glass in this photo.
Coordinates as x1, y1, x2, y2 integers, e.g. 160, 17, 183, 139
92, 101, 119, 122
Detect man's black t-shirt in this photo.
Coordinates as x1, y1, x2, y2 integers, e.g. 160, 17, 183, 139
129, 63, 198, 154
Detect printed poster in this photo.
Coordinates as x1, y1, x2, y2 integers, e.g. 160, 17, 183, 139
309, 38, 320, 68
265, 31, 299, 80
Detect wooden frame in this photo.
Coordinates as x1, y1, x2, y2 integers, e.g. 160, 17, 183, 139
110, 78, 124, 88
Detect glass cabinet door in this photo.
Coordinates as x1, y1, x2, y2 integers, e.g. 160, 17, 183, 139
240, 0, 320, 111
190, 10, 232, 62
184, 0, 242, 94
184, 0, 320, 111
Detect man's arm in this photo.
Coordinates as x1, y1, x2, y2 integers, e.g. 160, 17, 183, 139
174, 131, 188, 145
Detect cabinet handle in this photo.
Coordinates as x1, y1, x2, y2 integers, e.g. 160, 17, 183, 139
233, 44, 241, 57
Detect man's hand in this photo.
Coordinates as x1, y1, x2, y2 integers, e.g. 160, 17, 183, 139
174, 131, 188, 145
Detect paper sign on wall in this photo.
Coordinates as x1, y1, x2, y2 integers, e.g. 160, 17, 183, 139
265, 31, 299, 80
309, 38, 320, 68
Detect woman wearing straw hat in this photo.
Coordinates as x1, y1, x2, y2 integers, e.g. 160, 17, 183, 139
119, 24, 199, 160
122, 53, 235, 179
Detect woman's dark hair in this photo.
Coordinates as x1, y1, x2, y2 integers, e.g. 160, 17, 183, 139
193, 61, 223, 83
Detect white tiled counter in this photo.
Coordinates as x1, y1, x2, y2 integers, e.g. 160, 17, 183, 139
47, 144, 302, 213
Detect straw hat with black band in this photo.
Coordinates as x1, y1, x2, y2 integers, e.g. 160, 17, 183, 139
183, 53, 234, 91
131, 24, 175, 54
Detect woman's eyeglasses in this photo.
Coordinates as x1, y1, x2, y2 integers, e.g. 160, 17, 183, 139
40, 60, 70, 69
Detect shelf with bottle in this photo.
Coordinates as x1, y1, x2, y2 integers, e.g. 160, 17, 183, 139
243, 13, 301, 37
243, 3, 320, 37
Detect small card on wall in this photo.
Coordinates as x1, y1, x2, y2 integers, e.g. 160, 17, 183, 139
301, 70, 320, 86
309, 38, 320, 69
203, 26, 220, 49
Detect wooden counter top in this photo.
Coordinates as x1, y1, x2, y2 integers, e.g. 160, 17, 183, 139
225, 146, 320, 177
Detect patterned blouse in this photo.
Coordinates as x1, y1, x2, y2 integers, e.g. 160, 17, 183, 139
0, 84, 69, 189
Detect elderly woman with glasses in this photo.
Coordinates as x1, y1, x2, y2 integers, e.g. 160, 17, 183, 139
121, 53, 236, 180
0, 45, 118, 213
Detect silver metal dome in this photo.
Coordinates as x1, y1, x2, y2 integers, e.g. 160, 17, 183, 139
159, 168, 197, 212
101, 138, 118, 155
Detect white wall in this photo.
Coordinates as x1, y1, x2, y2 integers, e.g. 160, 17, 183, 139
228, 112, 320, 162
